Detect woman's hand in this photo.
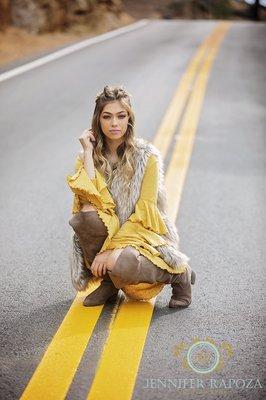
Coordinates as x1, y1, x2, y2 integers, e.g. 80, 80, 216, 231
91, 249, 124, 277
90, 250, 113, 278
79, 128, 96, 152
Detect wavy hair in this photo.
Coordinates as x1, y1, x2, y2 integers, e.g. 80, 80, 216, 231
90, 85, 137, 187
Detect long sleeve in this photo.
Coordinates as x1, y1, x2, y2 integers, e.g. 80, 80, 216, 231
100, 154, 169, 255
128, 154, 168, 234
66, 155, 116, 215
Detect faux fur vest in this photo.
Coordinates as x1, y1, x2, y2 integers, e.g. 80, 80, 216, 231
70, 137, 189, 291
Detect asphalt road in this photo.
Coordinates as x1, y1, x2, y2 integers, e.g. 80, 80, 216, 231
0, 19, 265, 400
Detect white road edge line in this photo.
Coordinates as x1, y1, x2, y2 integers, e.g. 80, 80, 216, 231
0, 19, 148, 83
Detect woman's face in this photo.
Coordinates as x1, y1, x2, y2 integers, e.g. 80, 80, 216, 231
99, 100, 129, 142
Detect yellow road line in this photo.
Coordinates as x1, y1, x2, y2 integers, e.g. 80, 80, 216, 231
20, 286, 103, 400
153, 24, 215, 158
166, 22, 231, 220
20, 22, 230, 400
86, 22, 230, 400
87, 299, 156, 400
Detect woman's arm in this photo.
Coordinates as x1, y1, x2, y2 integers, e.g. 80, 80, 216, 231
67, 153, 116, 213
78, 127, 96, 179
99, 155, 168, 252
90, 155, 168, 276
80, 149, 95, 179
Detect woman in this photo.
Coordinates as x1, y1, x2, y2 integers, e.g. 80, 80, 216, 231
66, 85, 196, 308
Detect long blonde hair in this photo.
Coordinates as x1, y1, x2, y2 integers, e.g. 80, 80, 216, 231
91, 85, 137, 187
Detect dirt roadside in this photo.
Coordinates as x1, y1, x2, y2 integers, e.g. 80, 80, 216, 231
0, 0, 262, 70
0, 13, 135, 69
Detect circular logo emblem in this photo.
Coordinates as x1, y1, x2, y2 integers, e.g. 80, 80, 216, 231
187, 341, 220, 374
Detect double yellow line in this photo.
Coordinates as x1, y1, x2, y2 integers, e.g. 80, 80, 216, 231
20, 21, 230, 400
86, 22, 230, 400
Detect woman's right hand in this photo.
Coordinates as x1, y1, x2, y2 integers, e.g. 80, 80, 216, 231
78, 128, 96, 152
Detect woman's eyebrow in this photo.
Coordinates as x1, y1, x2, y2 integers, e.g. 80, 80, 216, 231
102, 111, 126, 115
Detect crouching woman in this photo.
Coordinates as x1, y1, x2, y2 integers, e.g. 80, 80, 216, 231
66, 85, 196, 308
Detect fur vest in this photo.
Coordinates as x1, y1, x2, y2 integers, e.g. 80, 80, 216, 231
70, 137, 190, 291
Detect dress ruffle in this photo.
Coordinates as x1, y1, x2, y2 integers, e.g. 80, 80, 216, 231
129, 198, 168, 235
123, 282, 166, 301
67, 166, 115, 213
102, 220, 166, 255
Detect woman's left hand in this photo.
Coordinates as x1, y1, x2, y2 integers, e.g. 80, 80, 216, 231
91, 250, 112, 277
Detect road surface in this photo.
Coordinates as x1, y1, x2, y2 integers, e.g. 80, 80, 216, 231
0, 18, 265, 400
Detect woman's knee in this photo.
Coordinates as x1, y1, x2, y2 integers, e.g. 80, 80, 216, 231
69, 210, 107, 237
81, 204, 97, 212
116, 246, 140, 264
110, 246, 141, 283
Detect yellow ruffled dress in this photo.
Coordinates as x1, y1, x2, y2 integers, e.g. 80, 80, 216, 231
66, 154, 187, 300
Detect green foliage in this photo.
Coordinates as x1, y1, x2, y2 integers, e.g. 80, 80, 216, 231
210, 0, 232, 18
167, 0, 234, 19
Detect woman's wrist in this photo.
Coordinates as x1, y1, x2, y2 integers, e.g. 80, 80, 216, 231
84, 148, 95, 179
84, 148, 93, 155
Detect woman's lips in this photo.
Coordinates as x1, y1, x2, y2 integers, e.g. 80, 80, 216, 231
110, 130, 121, 133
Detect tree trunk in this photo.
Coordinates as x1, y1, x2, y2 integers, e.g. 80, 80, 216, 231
250, 0, 260, 20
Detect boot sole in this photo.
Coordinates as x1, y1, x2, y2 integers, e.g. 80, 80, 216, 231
169, 300, 190, 309
83, 292, 118, 307
168, 270, 196, 309
105, 293, 118, 304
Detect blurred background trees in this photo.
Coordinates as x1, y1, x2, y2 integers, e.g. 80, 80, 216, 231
0, 0, 126, 33
0, 0, 265, 34
162, 0, 264, 20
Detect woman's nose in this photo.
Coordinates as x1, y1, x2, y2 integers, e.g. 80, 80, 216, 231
111, 117, 118, 126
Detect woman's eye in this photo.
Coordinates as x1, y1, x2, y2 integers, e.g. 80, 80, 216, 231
102, 115, 126, 119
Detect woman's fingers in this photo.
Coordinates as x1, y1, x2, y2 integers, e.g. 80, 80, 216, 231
88, 131, 96, 141
91, 251, 113, 277
106, 248, 124, 271
84, 129, 96, 141
101, 264, 107, 277
97, 263, 104, 277
91, 262, 107, 277
91, 260, 98, 276
99, 263, 108, 277
78, 128, 96, 151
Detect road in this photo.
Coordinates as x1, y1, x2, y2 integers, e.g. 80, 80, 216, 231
0, 18, 265, 400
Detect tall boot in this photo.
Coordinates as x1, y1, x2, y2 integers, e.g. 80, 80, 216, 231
138, 262, 196, 309
69, 210, 110, 291
168, 266, 196, 308
83, 273, 119, 307
69, 211, 107, 264
109, 246, 196, 308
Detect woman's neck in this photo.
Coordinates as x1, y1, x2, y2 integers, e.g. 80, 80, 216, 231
105, 138, 124, 160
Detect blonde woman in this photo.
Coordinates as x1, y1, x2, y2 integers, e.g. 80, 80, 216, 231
66, 85, 196, 308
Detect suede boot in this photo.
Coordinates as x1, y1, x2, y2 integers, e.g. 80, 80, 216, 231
69, 211, 108, 264
109, 246, 196, 308
83, 273, 119, 307
168, 267, 196, 308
